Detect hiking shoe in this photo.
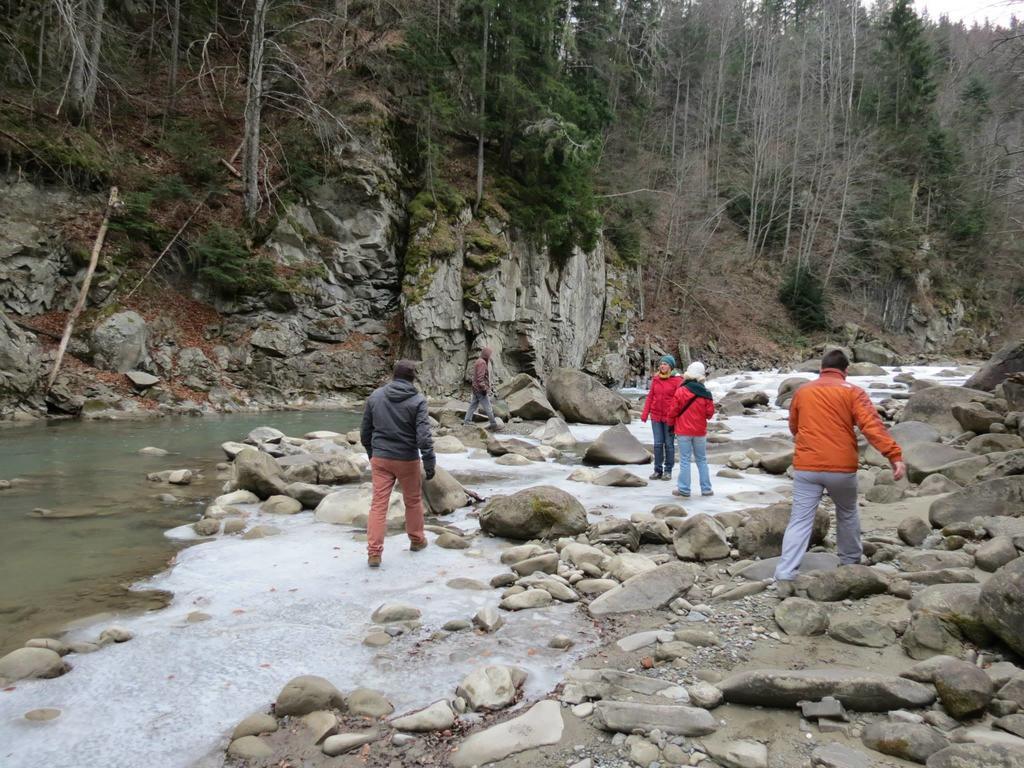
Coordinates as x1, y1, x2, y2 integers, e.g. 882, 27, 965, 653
649, 471, 663, 480
410, 539, 428, 552
487, 423, 502, 432
368, 555, 381, 568
701, 491, 714, 497
672, 489, 690, 498
660, 474, 672, 481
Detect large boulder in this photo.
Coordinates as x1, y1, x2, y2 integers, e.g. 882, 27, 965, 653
90, 310, 148, 372
775, 377, 811, 408
233, 448, 286, 499
900, 386, 993, 436
546, 368, 631, 425
479, 486, 588, 540
315, 487, 406, 529
673, 514, 730, 561
275, 675, 346, 717
933, 659, 994, 719
496, 373, 542, 400
909, 584, 992, 645
979, 558, 1024, 656
0, 647, 67, 682
891, 421, 942, 445
952, 401, 1006, 435
966, 340, 1024, 391
795, 565, 889, 602
0, 313, 41, 414
583, 424, 651, 465
506, 386, 556, 420
735, 503, 830, 558
717, 668, 936, 711
862, 721, 948, 764
926, 744, 1024, 768
530, 417, 577, 449
905, 443, 978, 483
455, 665, 526, 711
853, 342, 899, 366
589, 562, 696, 616
929, 476, 1024, 528
423, 467, 469, 515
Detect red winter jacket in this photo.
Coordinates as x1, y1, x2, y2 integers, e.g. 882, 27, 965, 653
641, 375, 680, 423
671, 383, 716, 437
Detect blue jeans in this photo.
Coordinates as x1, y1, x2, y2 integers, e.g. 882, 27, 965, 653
650, 421, 674, 475
677, 436, 711, 495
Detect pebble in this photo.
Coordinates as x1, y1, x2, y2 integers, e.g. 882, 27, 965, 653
24, 708, 61, 721
572, 703, 595, 718
362, 631, 391, 647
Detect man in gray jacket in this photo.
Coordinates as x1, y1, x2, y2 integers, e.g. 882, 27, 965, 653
360, 360, 436, 567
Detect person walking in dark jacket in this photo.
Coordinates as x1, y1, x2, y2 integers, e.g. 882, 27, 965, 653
641, 355, 679, 481
464, 347, 499, 430
360, 360, 436, 568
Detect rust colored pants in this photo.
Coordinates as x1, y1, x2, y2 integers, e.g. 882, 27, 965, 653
367, 457, 426, 557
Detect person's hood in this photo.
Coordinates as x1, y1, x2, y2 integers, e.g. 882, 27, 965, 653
384, 379, 419, 402
481, 347, 493, 361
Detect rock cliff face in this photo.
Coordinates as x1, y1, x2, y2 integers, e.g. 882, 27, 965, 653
0, 114, 631, 418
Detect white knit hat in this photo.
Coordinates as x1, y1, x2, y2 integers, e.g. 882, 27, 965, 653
684, 361, 706, 380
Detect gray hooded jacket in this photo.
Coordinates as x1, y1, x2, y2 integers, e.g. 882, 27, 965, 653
360, 379, 435, 472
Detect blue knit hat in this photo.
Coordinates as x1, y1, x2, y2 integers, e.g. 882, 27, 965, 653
660, 355, 676, 368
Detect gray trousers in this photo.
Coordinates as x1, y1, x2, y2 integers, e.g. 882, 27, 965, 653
774, 470, 861, 581
464, 390, 496, 426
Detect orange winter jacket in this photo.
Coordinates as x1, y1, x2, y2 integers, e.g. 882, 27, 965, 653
789, 368, 903, 473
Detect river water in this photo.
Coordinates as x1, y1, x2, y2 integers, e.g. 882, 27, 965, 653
0, 411, 360, 652
0, 366, 972, 768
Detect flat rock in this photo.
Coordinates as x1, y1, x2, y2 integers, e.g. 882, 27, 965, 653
583, 424, 651, 465
774, 598, 829, 636
930, 477, 1024, 528
925, 743, 1024, 767
829, 617, 896, 648
718, 668, 936, 711
390, 700, 456, 732
322, 730, 379, 756
593, 701, 718, 736
451, 699, 563, 768
706, 739, 769, 768
811, 743, 874, 768
616, 630, 675, 652
456, 665, 526, 711
372, 602, 421, 623
593, 467, 648, 486
862, 721, 949, 763
738, 552, 840, 581
795, 564, 889, 601
588, 562, 696, 615
232, 713, 279, 740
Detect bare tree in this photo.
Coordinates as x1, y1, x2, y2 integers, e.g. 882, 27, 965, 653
56, 0, 106, 125
242, 0, 269, 223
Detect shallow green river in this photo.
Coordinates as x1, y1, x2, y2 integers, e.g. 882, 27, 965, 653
0, 410, 360, 652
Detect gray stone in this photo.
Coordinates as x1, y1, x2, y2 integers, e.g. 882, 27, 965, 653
423, 467, 470, 515
918, 474, 964, 496
302, 710, 339, 744
284, 482, 332, 509
583, 424, 651, 465
233, 447, 286, 499
589, 562, 696, 616
506, 386, 556, 420
456, 665, 526, 711
347, 688, 394, 718
774, 598, 829, 636
322, 730, 379, 756
900, 517, 933, 546
901, 550, 975, 572
125, 370, 158, 389
717, 668, 936, 711
811, 743, 873, 768
261, 495, 302, 515
737, 553, 840, 581
511, 552, 559, 576
480, 486, 588, 540
274, 675, 345, 717
905, 442, 978, 483
901, 386, 994, 436
706, 740, 769, 768
966, 341, 1024, 391
673, 514, 731, 561
796, 565, 889, 601
902, 613, 966, 660
451, 699, 563, 768
995, 715, 1024, 739
862, 721, 948, 763
0, 647, 67, 682
500, 588, 553, 611
968, 434, 1024, 455
980, 558, 1024, 657
736, 502, 830, 558
829, 617, 896, 648
925, 744, 1024, 768
232, 713, 279, 740
933, 659, 994, 719
90, 311, 148, 372
593, 701, 718, 736
547, 368, 631, 425
372, 603, 421, 623
593, 467, 648, 487
227, 736, 273, 759
931, 477, 1024, 528
473, 606, 504, 633
953, 401, 1009, 434
390, 700, 456, 732
977, 537, 1020, 572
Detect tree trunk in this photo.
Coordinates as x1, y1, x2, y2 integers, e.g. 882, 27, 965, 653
474, 4, 490, 212
242, 0, 269, 224
64, 0, 105, 126
165, 0, 181, 125
47, 187, 119, 392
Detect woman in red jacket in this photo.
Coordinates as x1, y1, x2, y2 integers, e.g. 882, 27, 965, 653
641, 355, 679, 480
670, 362, 716, 497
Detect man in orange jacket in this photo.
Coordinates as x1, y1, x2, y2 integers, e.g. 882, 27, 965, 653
774, 349, 906, 584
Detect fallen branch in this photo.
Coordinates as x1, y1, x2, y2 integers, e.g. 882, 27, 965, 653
12, 319, 62, 341
47, 187, 121, 392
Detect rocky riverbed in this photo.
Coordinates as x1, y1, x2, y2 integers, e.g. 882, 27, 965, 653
3, 358, 1024, 768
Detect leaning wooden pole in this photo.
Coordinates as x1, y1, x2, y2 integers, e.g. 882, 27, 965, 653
46, 186, 120, 393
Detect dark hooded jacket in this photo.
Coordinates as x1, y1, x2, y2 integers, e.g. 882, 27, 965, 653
472, 348, 493, 394
360, 379, 436, 472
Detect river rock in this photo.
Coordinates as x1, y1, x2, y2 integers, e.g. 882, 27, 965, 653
302, 710, 339, 744
796, 565, 889, 601
435, 531, 469, 549
979, 558, 1024, 656
593, 467, 648, 487
926, 743, 1024, 767
451, 699, 563, 768
322, 730, 379, 756
774, 598, 830, 635
390, 700, 456, 732
227, 736, 273, 759
593, 701, 717, 736
216, 490, 260, 506
976, 537, 1020, 572
589, 518, 640, 550
232, 713, 278, 740
966, 340, 1024, 391
995, 715, 1024, 739
0, 647, 67, 682
918, 474, 964, 496
90, 311, 148, 372
500, 588, 552, 611
248, 426, 285, 443
933, 659, 994, 719
546, 368, 631, 425
372, 603, 421, 623
706, 740, 769, 768
274, 675, 345, 717
510, 552, 558, 576
953, 401, 1007, 434
902, 550, 975, 572
737, 553, 840, 581
284, 482, 332, 509
899, 516, 933, 546
717, 668, 936, 711
456, 665, 526, 711
233, 447, 286, 499
315, 486, 405, 529
261, 495, 302, 515
506, 385, 556, 420
736, 502, 830, 558
194, 518, 220, 536
344, 688, 393, 719
606, 552, 658, 582
930, 476, 1024, 527
479, 486, 588, 540
905, 442, 978, 483
811, 743, 874, 768
495, 453, 531, 466
901, 386, 994, 436
909, 583, 991, 644
589, 561, 696, 615
434, 435, 466, 454
242, 525, 281, 539
968, 434, 1024, 455
674, 514, 730, 561
862, 721, 949, 763
902, 613, 966, 660
583, 424, 651, 465
472, 606, 504, 633
561, 542, 608, 570
828, 616, 895, 647
423, 467, 469, 515
532, 417, 577, 448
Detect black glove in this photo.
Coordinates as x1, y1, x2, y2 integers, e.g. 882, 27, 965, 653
424, 462, 436, 481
